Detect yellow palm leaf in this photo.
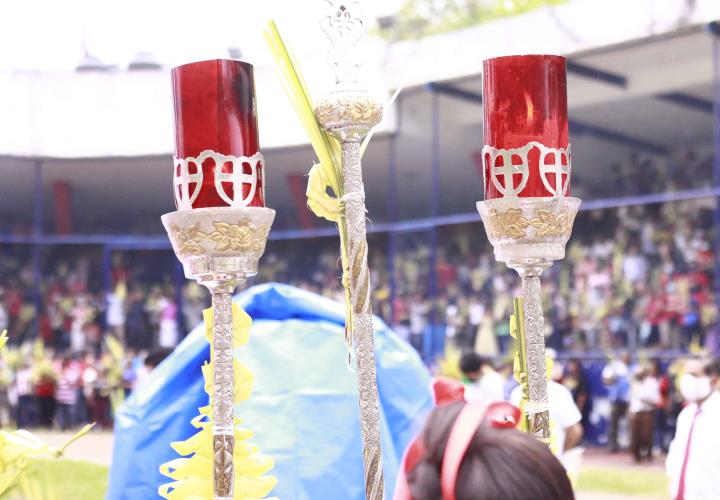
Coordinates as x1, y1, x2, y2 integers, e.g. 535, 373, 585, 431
307, 164, 342, 222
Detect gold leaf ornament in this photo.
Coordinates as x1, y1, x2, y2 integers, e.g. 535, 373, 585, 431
314, 96, 383, 127
352, 97, 381, 122
171, 220, 269, 256
487, 208, 530, 239
208, 222, 257, 252
171, 223, 207, 256
487, 207, 574, 240
528, 209, 571, 238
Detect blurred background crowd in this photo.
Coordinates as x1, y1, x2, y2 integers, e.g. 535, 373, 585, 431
0, 190, 717, 444
1, 194, 716, 360
260, 195, 720, 359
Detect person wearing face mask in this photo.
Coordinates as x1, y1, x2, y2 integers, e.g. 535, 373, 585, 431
666, 358, 720, 500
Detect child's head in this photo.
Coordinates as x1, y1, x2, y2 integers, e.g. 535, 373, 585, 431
406, 401, 574, 500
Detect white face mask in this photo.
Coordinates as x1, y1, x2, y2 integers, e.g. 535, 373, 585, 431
679, 374, 713, 403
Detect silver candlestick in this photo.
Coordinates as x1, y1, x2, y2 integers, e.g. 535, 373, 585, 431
477, 196, 580, 440
315, 1, 384, 498
162, 206, 274, 500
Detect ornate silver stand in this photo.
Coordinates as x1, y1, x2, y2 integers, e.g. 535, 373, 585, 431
162, 206, 275, 500
316, 91, 384, 500
314, 2, 385, 498
477, 197, 580, 440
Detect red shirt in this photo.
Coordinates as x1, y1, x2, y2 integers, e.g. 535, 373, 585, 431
437, 262, 457, 291
35, 377, 55, 398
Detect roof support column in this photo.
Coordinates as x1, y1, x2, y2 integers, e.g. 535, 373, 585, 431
387, 97, 401, 325
102, 246, 112, 336
32, 160, 43, 341
711, 30, 720, 320
428, 89, 441, 362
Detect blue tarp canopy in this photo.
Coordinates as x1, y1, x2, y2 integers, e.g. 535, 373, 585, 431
108, 283, 433, 499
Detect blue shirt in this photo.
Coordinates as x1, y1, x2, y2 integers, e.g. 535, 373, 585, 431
603, 360, 631, 403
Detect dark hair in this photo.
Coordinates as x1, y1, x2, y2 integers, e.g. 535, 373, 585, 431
144, 348, 173, 369
704, 358, 720, 377
650, 358, 663, 376
408, 402, 574, 500
459, 352, 487, 375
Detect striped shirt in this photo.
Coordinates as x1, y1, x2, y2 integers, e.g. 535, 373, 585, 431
56, 372, 78, 405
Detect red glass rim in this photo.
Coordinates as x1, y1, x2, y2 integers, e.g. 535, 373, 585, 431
171, 59, 254, 73
482, 54, 565, 66
171, 58, 254, 74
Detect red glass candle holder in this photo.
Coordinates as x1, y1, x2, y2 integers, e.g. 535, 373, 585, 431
172, 59, 265, 209
482, 55, 569, 200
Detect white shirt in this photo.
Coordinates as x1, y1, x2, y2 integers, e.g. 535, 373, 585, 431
511, 381, 582, 459
468, 302, 484, 326
0, 305, 8, 332
15, 368, 33, 397
602, 359, 629, 380
464, 369, 505, 405
623, 254, 648, 283
666, 391, 720, 500
629, 376, 660, 414
106, 293, 125, 327
409, 303, 426, 335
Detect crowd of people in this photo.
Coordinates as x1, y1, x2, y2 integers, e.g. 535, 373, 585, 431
0, 190, 717, 500
571, 150, 714, 201
0, 249, 208, 352
258, 196, 720, 357
0, 340, 172, 432
0, 249, 201, 430
455, 348, 683, 461
0, 193, 717, 440
0, 197, 717, 360
449, 349, 720, 499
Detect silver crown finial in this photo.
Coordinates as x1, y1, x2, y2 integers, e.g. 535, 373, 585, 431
320, 0, 364, 85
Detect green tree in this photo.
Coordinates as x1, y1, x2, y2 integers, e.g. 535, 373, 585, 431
378, 0, 568, 40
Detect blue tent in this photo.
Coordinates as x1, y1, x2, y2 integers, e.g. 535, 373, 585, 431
108, 283, 433, 499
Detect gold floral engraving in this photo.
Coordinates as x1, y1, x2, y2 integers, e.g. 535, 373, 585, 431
530, 410, 551, 440
486, 207, 575, 240
528, 209, 573, 238
487, 208, 530, 239
213, 434, 234, 496
170, 223, 207, 256
169, 220, 269, 257
315, 95, 383, 128
208, 221, 267, 252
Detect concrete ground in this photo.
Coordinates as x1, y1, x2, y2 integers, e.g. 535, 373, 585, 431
32, 429, 114, 466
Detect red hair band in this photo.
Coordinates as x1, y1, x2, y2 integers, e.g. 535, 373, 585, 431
394, 401, 521, 500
